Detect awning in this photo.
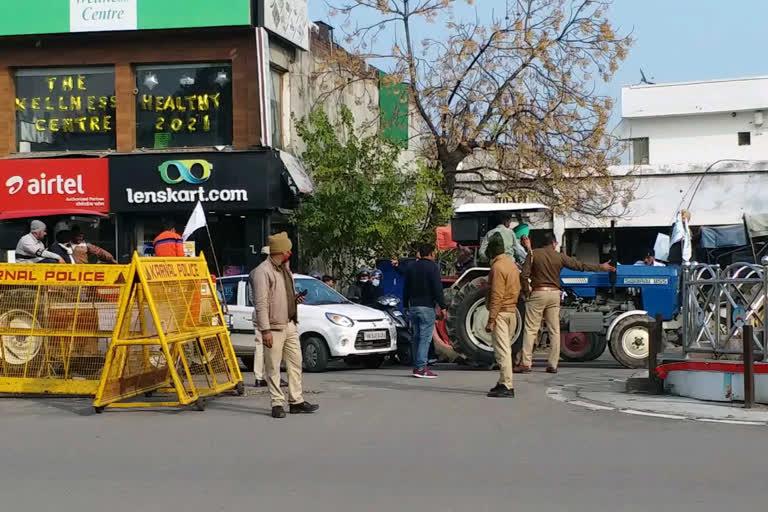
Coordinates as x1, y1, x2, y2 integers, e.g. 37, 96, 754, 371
700, 224, 747, 249
565, 172, 768, 229
279, 150, 315, 195
0, 209, 108, 220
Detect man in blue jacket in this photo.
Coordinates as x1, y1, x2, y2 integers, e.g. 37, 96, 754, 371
396, 243, 446, 379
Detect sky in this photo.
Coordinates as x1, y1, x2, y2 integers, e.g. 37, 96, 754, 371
308, 0, 768, 126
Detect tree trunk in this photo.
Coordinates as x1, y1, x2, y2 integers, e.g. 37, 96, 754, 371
420, 160, 458, 239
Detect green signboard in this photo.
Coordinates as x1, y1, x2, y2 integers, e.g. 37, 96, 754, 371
0, 0, 252, 37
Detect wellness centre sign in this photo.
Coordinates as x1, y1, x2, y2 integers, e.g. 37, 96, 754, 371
1, 0, 251, 36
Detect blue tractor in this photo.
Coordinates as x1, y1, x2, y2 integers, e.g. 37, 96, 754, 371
445, 203, 683, 369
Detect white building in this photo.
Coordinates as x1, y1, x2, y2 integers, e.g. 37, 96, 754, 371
619, 76, 768, 165
562, 76, 768, 264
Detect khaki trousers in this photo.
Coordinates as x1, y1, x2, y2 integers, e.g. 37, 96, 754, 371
492, 310, 517, 389
521, 290, 561, 369
253, 330, 264, 381
264, 322, 304, 407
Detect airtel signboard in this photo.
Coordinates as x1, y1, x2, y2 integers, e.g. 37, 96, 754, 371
0, 158, 109, 212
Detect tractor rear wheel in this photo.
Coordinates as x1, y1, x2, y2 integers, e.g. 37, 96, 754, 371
559, 332, 598, 362
447, 279, 525, 367
584, 334, 608, 361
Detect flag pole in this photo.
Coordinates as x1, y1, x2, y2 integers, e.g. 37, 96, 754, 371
205, 223, 224, 280
184, 200, 224, 280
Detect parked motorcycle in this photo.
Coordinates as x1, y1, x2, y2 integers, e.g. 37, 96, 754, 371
373, 294, 412, 365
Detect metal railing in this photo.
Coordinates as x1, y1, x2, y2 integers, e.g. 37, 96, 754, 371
681, 263, 767, 360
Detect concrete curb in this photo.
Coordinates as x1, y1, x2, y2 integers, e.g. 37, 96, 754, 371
546, 380, 768, 427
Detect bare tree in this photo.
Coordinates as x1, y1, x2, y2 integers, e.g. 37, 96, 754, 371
321, 0, 634, 219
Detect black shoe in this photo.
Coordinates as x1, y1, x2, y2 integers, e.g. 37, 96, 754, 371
280, 379, 288, 387
487, 384, 515, 398
289, 401, 319, 414
255, 379, 268, 387
271, 406, 286, 418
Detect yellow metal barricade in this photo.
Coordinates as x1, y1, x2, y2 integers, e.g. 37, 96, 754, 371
0, 262, 132, 395
93, 253, 243, 411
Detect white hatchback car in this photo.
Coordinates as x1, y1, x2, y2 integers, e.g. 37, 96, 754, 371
218, 274, 397, 372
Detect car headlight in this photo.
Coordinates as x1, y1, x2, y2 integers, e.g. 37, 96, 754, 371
326, 313, 354, 327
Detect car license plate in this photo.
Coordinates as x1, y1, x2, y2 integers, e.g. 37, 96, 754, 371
364, 330, 387, 341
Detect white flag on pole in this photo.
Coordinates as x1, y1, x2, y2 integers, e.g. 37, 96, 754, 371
183, 201, 207, 241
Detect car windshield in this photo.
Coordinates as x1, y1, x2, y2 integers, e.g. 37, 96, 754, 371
295, 278, 349, 306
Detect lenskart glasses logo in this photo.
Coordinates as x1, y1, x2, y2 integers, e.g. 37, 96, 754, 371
158, 160, 213, 185
125, 159, 248, 205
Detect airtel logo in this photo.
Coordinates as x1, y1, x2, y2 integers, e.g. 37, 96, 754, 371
5, 176, 23, 195
4, 174, 85, 196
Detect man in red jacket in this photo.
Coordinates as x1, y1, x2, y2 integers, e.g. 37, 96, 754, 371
153, 220, 185, 257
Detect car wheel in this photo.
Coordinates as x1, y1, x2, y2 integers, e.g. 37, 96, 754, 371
302, 336, 329, 372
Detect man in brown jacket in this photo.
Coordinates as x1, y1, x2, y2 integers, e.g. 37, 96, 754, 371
251, 232, 319, 418
70, 227, 117, 264
484, 233, 520, 398
519, 232, 615, 374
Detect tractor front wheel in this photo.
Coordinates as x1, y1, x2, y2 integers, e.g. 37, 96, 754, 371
609, 316, 652, 369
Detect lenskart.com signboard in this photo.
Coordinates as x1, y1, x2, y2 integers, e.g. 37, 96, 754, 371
1, 0, 252, 37
108, 153, 283, 213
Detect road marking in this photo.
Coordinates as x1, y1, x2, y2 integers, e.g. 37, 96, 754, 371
545, 387, 568, 403
621, 409, 687, 420
568, 400, 615, 411
548, 384, 768, 426
695, 418, 766, 426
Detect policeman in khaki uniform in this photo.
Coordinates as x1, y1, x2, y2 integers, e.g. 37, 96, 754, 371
519, 232, 615, 374
251, 232, 319, 418
484, 233, 520, 398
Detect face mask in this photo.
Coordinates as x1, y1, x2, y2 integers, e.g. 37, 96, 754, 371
371, 279, 381, 287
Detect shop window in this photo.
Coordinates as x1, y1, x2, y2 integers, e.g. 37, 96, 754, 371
136, 63, 233, 149
15, 67, 116, 153
270, 67, 284, 149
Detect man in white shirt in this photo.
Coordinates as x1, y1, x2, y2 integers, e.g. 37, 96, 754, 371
634, 250, 665, 267
15, 220, 63, 263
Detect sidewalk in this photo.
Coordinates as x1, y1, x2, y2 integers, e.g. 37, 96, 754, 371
547, 371, 768, 426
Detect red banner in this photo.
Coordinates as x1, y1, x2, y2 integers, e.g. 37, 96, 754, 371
0, 158, 109, 214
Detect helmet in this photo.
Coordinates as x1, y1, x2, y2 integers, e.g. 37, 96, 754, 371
357, 269, 370, 282
308, 271, 322, 280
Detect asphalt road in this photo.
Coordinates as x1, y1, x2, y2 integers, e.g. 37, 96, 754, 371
0, 360, 764, 512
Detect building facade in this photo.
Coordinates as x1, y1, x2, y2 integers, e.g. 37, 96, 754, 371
0, 1, 316, 272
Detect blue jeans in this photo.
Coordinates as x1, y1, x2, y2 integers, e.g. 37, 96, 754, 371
408, 306, 436, 370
